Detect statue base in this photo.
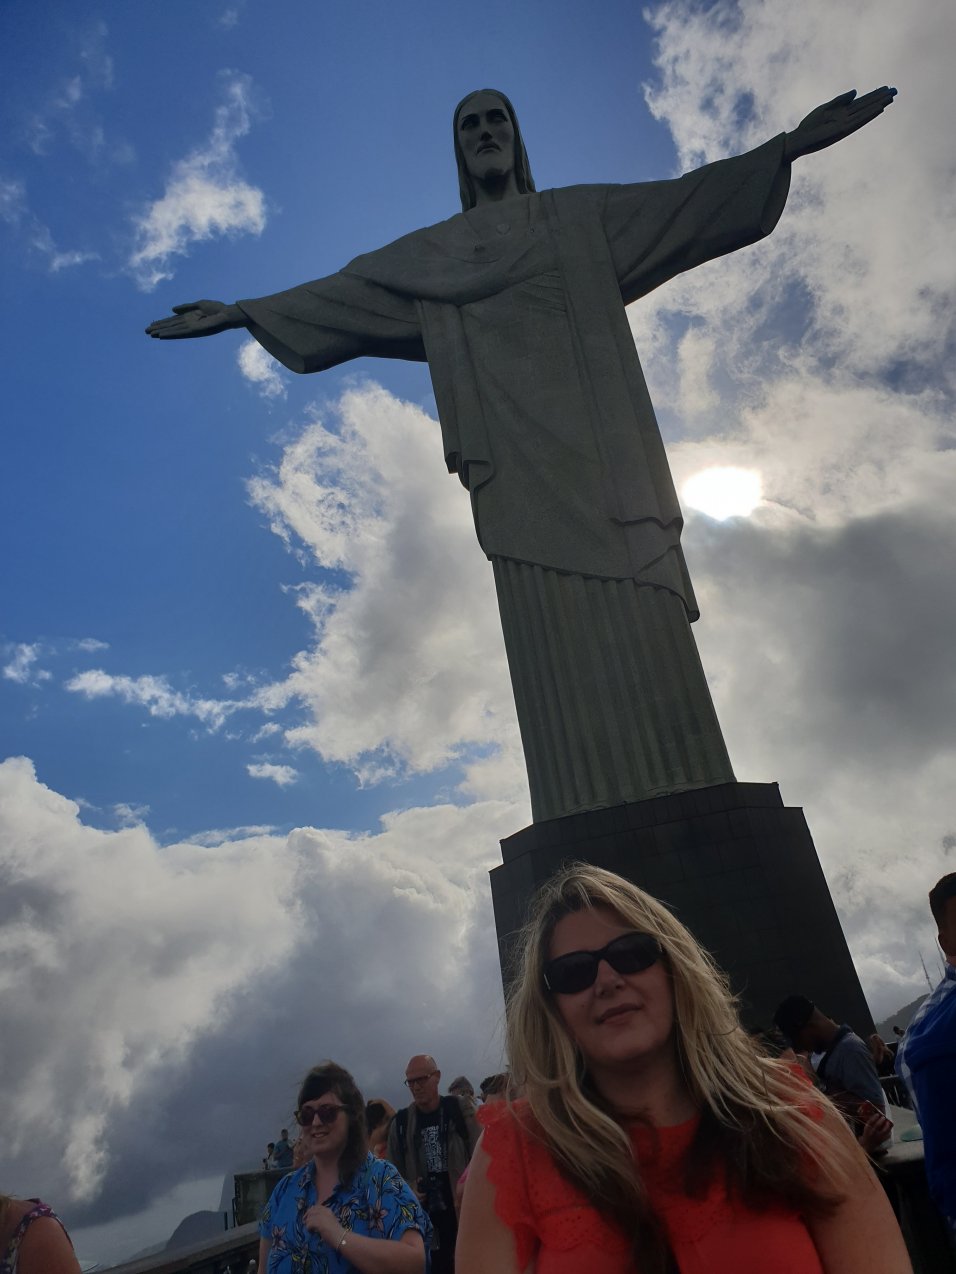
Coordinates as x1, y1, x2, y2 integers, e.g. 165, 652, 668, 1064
490, 781, 873, 1035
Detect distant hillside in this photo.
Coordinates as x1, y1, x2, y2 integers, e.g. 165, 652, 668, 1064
165, 1210, 228, 1251
875, 993, 929, 1038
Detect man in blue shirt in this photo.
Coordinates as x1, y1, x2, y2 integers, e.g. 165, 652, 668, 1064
272, 1128, 294, 1170
897, 872, 956, 1234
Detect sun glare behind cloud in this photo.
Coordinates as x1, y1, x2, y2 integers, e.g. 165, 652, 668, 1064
681, 466, 763, 521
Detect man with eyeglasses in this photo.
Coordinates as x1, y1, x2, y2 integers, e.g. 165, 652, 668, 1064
387, 1054, 479, 1273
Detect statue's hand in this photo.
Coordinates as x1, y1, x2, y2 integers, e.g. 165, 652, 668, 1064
784, 86, 896, 162
145, 299, 246, 339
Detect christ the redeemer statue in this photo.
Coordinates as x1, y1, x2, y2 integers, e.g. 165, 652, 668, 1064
147, 87, 895, 823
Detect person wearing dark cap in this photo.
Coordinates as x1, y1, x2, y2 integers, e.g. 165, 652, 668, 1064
773, 994, 886, 1113
896, 872, 956, 1234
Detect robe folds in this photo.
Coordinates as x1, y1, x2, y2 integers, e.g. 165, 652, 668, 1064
237, 137, 791, 819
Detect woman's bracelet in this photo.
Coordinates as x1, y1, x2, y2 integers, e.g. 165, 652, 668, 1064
336, 1230, 348, 1255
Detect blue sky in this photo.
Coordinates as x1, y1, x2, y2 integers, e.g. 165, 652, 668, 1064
2, 0, 679, 841
3, 0, 956, 1264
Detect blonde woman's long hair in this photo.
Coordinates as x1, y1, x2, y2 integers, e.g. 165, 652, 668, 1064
506, 864, 860, 1272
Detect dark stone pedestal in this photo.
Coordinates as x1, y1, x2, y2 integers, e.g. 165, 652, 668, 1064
490, 781, 873, 1035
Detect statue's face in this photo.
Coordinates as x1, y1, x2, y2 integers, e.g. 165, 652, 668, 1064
457, 91, 516, 186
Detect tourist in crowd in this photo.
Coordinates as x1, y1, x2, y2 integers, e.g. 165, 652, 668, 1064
263, 1141, 277, 1170
365, 1098, 397, 1160
478, 1073, 511, 1103
457, 863, 910, 1273
258, 1061, 429, 1273
272, 1127, 294, 1170
869, 1033, 897, 1076
0, 1195, 81, 1274
773, 994, 891, 1151
448, 1077, 478, 1116
896, 872, 956, 1234
388, 1054, 479, 1273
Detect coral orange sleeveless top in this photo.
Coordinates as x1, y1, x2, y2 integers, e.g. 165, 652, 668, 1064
478, 1101, 824, 1274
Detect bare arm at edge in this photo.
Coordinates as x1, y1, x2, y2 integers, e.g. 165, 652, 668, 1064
806, 1104, 912, 1273
456, 1135, 534, 1274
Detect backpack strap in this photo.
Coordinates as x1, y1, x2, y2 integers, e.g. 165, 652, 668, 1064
442, 1095, 469, 1148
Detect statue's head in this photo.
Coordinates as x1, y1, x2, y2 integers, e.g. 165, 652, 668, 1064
453, 88, 535, 211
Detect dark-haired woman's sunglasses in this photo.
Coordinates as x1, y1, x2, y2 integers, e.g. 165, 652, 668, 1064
543, 931, 662, 995
295, 1103, 345, 1127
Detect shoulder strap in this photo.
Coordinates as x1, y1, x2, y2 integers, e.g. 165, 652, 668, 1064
4, 1202, 64, 1265
395, 1106, 409, 1153
442, 1095, 468, 1147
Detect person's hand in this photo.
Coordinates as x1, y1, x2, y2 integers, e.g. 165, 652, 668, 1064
784, 87, 897, 162
302, 1203, 344, 1245
145, 300, 246, 339
859, 1108, 893, 1155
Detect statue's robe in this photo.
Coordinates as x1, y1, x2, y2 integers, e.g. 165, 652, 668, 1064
238, 137, 791, 820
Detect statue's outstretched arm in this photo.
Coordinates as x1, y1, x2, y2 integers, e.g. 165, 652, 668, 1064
145, 299, 248, 340
784, 87, 896, 162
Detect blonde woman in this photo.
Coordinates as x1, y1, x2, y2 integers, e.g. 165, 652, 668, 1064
456, 864, 910, 1274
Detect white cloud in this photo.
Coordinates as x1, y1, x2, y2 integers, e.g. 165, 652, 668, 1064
128, 73, 266, 291
0, 176, 97, 273
79, 20, 114, 91
638, 0, 956, 393
246, 762, 299, 787
112, 802, 150, 827
21, 21, 117, 162
0, 176, 27, 224
629, 0, 956, 1018
0, 756, 516, 1229
237, 337, 287, 399
29, 222, 99, 272
64, 669, 239, 731
74, 637, 110, 653
246, 385, 525, 798
188, 824, 275, 847
3, 643, 51, 686
0, 757, 303, 1205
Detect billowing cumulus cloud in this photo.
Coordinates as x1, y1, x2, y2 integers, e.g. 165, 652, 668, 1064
0, 756, 514, 1234
626, 0, 956, 1015
247, 384, 526, 799
128, 72, 266, 290
5, 5, 955, 1260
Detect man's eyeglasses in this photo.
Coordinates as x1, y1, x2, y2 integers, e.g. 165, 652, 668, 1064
543, 931, 662, 995
295, 1103, 346, 1127
404, 1071, 437, 1088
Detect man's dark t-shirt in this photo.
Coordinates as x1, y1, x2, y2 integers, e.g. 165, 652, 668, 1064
414, 1106, 456, 1270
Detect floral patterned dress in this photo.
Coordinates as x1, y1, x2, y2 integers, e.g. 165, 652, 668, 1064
258, 1153, 431, 1273
0, 1200, 73, 1274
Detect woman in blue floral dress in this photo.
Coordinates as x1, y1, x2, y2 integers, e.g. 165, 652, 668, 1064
258, 1061, 430, 1274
